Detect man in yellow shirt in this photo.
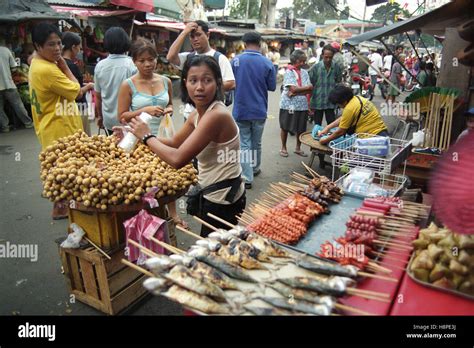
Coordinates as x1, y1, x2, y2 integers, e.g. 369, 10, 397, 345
319, 84, 388, 145
29, 23, 83, 151
29, 23, 83, 219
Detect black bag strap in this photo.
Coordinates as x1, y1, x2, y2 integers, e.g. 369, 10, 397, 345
201, 176, 242, 203
351, 96, 364, 130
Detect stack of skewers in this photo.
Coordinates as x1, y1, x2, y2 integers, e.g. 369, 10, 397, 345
121, 214, 399, 316
319, 196, 430, 276
238, 164, 343, 245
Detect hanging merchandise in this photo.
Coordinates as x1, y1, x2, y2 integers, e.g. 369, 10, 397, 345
94, 26, 105, 42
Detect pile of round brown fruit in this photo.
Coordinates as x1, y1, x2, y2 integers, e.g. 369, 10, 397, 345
39, 131, 198, 210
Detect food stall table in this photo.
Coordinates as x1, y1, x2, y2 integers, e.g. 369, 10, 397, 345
299, 132, 332, 168
285, 194, 416, 316
390, 271, 474, 315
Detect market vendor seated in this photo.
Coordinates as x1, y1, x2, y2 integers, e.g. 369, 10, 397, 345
318, 84, 388, 145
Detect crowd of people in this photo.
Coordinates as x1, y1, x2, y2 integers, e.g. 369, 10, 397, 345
1, 20, 444, 232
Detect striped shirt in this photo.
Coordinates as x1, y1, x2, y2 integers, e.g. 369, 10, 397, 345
308, 60, 342, 110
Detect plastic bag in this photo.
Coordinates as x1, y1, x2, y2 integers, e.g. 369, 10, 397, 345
124, 209, 169, 265
410, 129, 425, 147
61, 223, 86, 249
158, 114, 175, 139
354, 136, 390, 157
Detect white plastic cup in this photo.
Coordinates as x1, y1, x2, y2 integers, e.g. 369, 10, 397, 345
118, 112, 154, 153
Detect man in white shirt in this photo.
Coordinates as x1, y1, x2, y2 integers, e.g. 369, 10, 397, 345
315, 41, 325, 63
167, 20, 235, 119
368, 48, 383, 95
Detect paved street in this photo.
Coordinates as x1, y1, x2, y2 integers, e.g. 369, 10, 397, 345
0, 83, 402, 315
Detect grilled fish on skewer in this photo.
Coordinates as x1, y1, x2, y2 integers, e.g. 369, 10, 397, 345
278, 277, 347, 297
267, 282, 336, 310
188, 247, 257, 283
196, 239, 267, 270
229, 238, 272, 263
145, 255, 176, 273
294, 255, 359, 279
245, 233, 290, 258
164, 265, 227, 301
244, 305, 294, 316
208, 231, 272, 263
217, 243, 267, 270
258, 296, 331, 316
170, 254, 238, 290
143, 277, 230, 315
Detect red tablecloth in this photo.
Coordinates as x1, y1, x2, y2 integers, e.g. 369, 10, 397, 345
390, 271, 474, 316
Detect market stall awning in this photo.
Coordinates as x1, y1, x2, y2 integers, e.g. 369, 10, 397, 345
346, 0, 473, 46
51, 5, 136, 18
153, 0, 181, 20
110, 0, 153, 13
0, 0, 70, 22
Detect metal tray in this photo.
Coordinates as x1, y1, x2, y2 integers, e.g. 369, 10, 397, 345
406, 252, 474, 301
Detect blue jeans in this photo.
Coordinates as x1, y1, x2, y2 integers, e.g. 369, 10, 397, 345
236, 119, 266, 184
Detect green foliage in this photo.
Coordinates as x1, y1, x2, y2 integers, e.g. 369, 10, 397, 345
229, 0, 261, 20
293, 0, 338, 24
370, 2, 411, 23
278, 6, 293, 20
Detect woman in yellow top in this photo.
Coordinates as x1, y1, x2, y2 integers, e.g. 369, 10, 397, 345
29, 23, 83, 150
29, 23, 83, 219
318, 84, 388, 145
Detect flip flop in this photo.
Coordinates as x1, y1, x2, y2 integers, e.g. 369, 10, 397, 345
294, 150, 308, 157
279, 150, 289, 157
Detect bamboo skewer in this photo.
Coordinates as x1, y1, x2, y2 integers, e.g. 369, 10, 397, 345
373, 239, 412, 250
148, 236, 185, 255
121, 259, 154, 278
127, 239, 160, 258
192, 215, 218, 232
207, 213, 237, 229
176, 224, 205, 240
371, 251, 408, 263
349, 287, 390, 298
367, 261, 392, 274
85, 236, 111, 260
346, 288, 391, 303
357, 271, 398, 283
334, 303, 374, 316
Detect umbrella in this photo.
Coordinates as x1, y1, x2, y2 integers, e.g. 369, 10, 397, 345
430, 131, 474, 234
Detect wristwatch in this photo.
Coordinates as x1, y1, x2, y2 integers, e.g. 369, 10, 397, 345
142, 133, 156, 145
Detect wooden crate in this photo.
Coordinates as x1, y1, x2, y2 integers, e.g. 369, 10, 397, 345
68, 203, 168, 251
59, 245, 150, 315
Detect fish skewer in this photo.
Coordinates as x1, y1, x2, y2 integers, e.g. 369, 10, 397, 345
169, 254, 239, 290
196, 238, 268, 270
278, 277, 390, 303
143, 277, 230, 315
162, 265, 228, 302
188, 246, 257, 283
258, 296, 332, 316
267, 280, 373, 315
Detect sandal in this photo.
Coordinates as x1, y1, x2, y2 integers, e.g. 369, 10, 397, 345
294, 150, 308, 157
279, 149, 289, 157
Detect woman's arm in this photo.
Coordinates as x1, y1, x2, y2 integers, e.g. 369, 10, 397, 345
117, 81, 164, 123
163, 77, 173, 115
130, 110, 228, 169
289, 84, 313, 96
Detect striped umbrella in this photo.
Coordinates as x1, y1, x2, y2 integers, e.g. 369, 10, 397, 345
429, 131, 474, 234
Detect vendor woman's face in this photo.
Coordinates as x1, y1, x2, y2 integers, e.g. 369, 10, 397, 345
134, 51, 157, 75
36, 33, 62, 63
186, 64, 217, 107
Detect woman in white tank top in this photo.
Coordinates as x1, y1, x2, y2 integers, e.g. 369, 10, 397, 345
129, 55, 246, 237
